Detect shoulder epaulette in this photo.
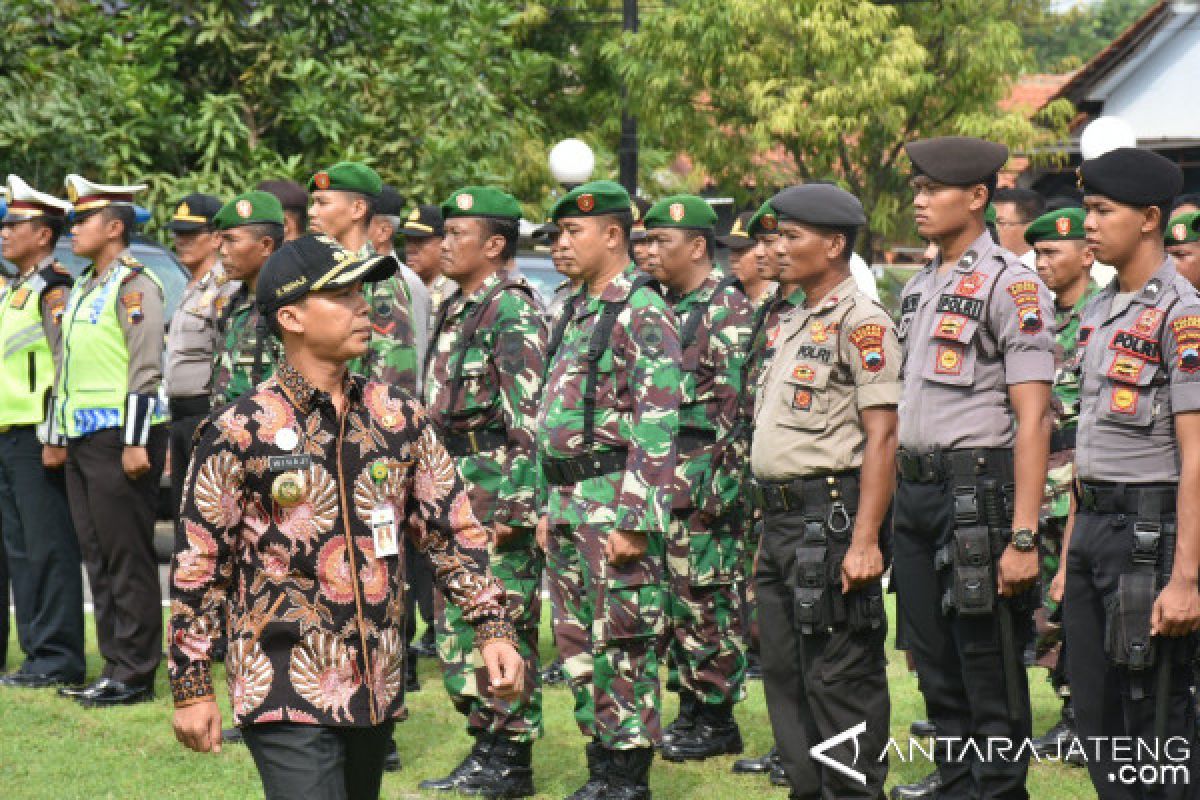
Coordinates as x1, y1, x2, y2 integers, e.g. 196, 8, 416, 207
119, 255, 145, 284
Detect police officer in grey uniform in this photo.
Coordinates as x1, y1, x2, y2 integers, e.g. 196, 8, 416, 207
891, 137, 1054, 800
751, 184, 900, 800
1062, 148, 1200, 800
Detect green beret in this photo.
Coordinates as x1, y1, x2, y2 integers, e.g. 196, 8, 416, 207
441, 186, 523, 221
308, 161, 383, 197
1166, 212, 1200, 246
985, 204, 997, 225
1025, 207, 1086, 245
643, 194, 717, 231
905, 136, 1009, 186
213, 191, 285, 231
550, 180, 631, 221
1078, 148, 1183, 208
747, 200, 778, 236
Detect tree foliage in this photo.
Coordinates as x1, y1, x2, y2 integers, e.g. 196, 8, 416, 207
610, 0, 1074, 254
1025, 0, 1157, 73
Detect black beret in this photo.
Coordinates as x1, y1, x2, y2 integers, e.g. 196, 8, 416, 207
399, 204, 444, 238
905, 136, 1009, 186
166, 193, 222, 232
255, 179, 309, 212
769, 184, 867, 228
376, 185, 407, 217
1078, 147, 1183, 208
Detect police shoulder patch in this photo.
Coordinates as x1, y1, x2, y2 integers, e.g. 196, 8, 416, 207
1170, 314, 1200, 373
848, 322, 886, 372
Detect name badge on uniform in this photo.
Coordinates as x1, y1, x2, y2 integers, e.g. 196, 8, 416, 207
371, 505, 399, 558
268, 454, 312, 472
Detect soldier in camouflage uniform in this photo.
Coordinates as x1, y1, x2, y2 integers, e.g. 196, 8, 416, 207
211, 192, 286, 408
417, 187, 548, 799
1024, 207, 1098, 759
536, 180, 682, 800
307, 162, 420, 394
640, 195, 755, 763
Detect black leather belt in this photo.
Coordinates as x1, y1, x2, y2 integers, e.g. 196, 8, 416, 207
1075, 481, 1177, 515
677, 427, 717, 454
897, 447, 1013, 485
441, 428, 506, 457
168, 395, 211, 418
1050, 427, 1077, 453
751, 471, 860, 514
542, 449, 628, 486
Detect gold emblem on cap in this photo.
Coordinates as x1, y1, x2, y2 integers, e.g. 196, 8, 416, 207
669, 202, 686, 222
66, 183, 79, 203
177, 201, 191, 218
407, 208, 420, 222
1174, 223, 1188, 241
631, 202, 641, 222
314, 172, 331, 190
236, 199, 253, 218
1055, 217, 1071, 236
730, 218, 746, 237
457, 193, 474, 211
272, 471, 307, 507
577, 193, 595, 213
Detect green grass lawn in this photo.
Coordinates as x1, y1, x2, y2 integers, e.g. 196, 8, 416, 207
0, 600, 1096, 799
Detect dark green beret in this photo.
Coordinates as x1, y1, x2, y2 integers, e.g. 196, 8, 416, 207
643, 194, 717, 231
441, 186, 522, 221
1078, 147, 1183, 208
905, 136, 1009, 186
747, 200, 778, 236
985, 204, 997, 225
1025, 207, 1086, 245
308, 162, 383, 197
213, 191, 285, 231
550, 180, 631, 221
717, 211, 755, 250
769, 184, 866, 228
1166, 212, 1200, 246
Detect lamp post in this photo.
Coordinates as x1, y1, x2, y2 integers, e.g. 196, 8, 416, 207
619, 0, 639, 195
548, 138, 597, 190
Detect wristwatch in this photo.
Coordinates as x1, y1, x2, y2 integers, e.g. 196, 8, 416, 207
1011, 528, 1038, 553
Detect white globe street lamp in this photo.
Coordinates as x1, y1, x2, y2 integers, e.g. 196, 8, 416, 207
1079, 116, 1137, 162
548, 138, 596, 188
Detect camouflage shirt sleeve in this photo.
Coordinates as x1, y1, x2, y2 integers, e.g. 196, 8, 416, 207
700, 287, 755, 518
614, 287, 682, 533
356, 277, 419, 394
491, 290, 548, 529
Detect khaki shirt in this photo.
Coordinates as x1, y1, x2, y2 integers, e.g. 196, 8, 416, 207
1075, 258, 1200, 483
165, 261, 239, 399
897, 232, 1055, 451
752, 276, 901, 481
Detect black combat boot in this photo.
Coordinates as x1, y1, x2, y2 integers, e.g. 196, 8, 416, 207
460, 738, 534, 799
889, 769, 943, 799
419, 734, 493, 791
1032, 699, 1083, 764
604, 747, 654, 800
660, 702, 743, 762
661, 692, 700, 747
565, 740, 609, 800
732, 746, 779, 774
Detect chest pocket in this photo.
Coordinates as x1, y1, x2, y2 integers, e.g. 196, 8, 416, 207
921, 307, 981, 387
178, 309, 210, 333
1096, 348, 1163, 428
566, 349, 621, 410
778, 361, 831, 431
443, 344, 495, 419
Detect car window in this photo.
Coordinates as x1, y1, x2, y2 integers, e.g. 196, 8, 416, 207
513, 254, 563, 307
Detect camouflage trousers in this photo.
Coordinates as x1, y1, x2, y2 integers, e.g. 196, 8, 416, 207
736, 516, 763, 651
434, 528, 544, 742
1034, 516, 1067, 689
545, 520, 666, 749
665, 510, 747, 706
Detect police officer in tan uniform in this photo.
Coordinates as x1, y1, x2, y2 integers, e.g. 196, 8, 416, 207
751, 184, 899, 800
1060, 148, 1200, 800
891, 138, 1054, 800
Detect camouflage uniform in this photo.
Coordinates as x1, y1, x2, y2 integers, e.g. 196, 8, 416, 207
663, 270, 754, 708
348, 244, 420, 395
538, 264, 682, 749
211, 286, 280, 407
423, 268, 548, 743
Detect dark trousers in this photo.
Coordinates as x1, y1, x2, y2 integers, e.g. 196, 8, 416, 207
168, 408, 206, 529
893, 479, 1033, 800
0, 426, 85, 680
0, 519, 7, 671
1063, 510, 1199, 800
403, 530, 434, 646
757, 507, 890, 800
65, 425, 167, 686
243, 721, 395, 800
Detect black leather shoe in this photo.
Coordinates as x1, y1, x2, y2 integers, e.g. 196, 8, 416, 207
565, 740, 609, 800
770, 765, 789, 786
661, 693, 699, 747
732, 747, 778, 774
889, 770, 943, 799
222, 727, 244, 745
459, 739, 534, 798
419, 736, 493, 790
384, 738, 402, 772
58, 678, 114, 700
1033, 705, 1083, 765
0, 671, 82, 689
77, 680, 154, 708
661, 703, 743, 762
909, 719, 937, 737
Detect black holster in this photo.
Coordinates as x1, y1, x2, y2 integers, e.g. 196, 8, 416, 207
938, 526, 996, 616
791, 504, 884, 636
1104, 518, 1170, 699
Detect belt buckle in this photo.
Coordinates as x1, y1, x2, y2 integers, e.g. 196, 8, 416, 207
467, 430, 480, 454
1131, 523, 1161, 564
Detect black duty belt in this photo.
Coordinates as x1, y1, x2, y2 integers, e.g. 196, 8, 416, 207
751, 471, 860, 515
542, 449, 628, 486
441, 428, 507, 458
897, 447, 1013, 485
677, 427, 717, 454
168, 395, 211, 419
1075, 481, 1177, 516
1050, 427, 1077, 453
